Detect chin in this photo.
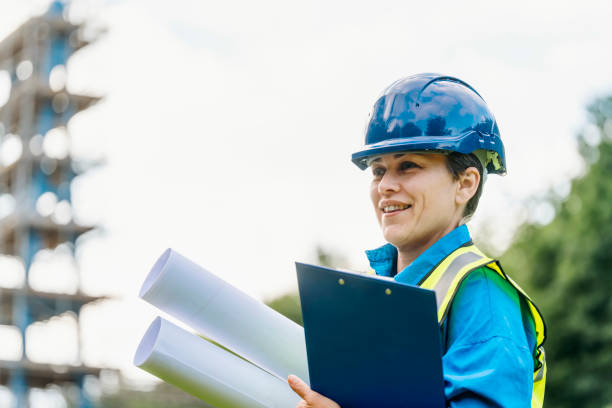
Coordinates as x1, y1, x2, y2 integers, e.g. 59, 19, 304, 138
382, 228, 414, 248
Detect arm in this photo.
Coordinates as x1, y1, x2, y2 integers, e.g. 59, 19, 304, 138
443, 268, 535, 407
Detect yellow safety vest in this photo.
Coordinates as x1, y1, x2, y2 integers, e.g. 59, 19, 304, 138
418, 244, 547, 408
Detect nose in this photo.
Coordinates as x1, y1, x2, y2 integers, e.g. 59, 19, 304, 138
378, 170, 401, 195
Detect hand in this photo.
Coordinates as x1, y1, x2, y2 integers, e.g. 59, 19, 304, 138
288, 375, 341, 408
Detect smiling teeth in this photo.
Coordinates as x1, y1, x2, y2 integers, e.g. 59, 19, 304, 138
383, 205, 410, 213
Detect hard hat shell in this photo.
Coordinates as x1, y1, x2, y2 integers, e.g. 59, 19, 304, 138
352, 73, 506, 175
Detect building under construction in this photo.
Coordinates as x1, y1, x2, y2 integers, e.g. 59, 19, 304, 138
0, 2, 107, 407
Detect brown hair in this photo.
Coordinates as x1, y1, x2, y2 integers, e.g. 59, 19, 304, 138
445, 152, 484, 220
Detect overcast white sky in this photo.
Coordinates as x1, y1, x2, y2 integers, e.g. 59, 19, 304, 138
1, 0, 612, 386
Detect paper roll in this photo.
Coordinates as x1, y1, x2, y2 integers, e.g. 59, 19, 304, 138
134, 317, 301, 408
139, 248, 309, 382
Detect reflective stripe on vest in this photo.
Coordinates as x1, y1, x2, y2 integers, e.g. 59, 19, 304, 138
418, 244, 547, 408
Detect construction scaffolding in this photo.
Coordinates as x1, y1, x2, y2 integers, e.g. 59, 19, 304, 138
0, 2, 107, 407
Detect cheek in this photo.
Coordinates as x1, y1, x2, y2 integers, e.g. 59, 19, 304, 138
416, 174, 456, 213
370, 181, 379, 203
429, 182, 458, 214
370, 185, 380, 215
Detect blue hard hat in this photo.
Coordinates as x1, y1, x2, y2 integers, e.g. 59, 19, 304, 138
352, 73, 506, 175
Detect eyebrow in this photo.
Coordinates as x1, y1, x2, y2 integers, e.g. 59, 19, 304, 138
371, 153, 425, 163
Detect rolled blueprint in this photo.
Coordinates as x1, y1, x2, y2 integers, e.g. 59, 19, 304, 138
134, 317, 300, 408
139, 248, 309, 382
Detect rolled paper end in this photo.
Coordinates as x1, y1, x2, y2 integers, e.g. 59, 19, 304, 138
140, 248, 172, 298
134, 316, 162, 366
137, 249, 309, 383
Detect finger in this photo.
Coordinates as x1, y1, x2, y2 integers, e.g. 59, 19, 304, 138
288, 375, 311, 400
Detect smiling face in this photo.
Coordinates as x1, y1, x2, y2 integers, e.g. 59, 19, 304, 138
369, 152, 475, 257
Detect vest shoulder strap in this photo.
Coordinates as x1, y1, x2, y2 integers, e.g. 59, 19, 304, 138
419, 244, 493, 324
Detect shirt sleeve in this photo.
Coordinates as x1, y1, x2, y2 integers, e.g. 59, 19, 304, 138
442, 267, 535, 408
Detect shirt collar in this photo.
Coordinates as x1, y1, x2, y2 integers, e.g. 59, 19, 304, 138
365, 224, 472, 285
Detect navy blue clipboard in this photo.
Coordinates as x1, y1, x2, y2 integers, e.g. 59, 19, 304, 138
296, 262, 445, 408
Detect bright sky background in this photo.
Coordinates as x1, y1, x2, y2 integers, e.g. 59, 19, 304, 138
1, 0, 612, 389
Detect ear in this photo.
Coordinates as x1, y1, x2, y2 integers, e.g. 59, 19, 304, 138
455, 167, 480, 207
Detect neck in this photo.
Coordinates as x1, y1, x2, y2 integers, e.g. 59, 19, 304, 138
395, 224, 460, 274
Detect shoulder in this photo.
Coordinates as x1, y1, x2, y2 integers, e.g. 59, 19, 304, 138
458, 265, 522, 310
445, 265, 530, 349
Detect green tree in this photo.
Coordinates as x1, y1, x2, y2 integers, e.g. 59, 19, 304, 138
266, 292, 303, 325
501, 97, 612, 407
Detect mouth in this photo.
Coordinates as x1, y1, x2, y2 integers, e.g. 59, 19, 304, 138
381, 204, 412, 214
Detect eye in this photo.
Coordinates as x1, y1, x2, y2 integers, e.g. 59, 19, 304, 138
399, 161, 420, 171
371, 166, 385, 178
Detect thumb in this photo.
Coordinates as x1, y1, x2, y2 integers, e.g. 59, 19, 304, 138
288, 375, 311, 400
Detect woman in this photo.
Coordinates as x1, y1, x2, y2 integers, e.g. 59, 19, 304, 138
288, 74, 546, 407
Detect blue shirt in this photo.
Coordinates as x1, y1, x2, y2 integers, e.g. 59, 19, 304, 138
366, 225, 537, 407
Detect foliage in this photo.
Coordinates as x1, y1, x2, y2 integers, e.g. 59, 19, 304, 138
266, 292, 303, 326
501, 97, 612, 408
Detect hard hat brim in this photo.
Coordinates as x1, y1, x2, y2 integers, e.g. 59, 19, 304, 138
351, 131, 506, 175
